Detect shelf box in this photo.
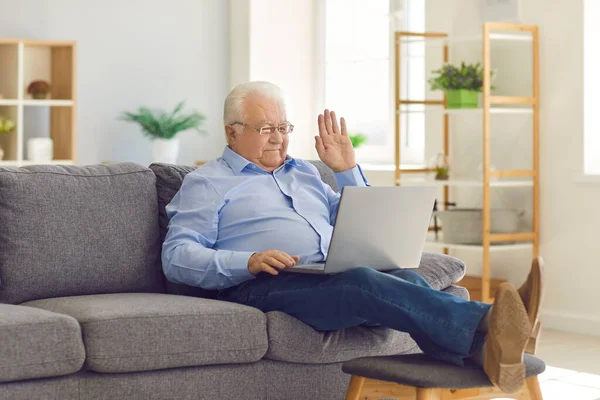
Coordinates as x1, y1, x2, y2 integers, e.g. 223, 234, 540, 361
23, 105, 73, 161
23, 43, 74, 101
0, 44, 18, 100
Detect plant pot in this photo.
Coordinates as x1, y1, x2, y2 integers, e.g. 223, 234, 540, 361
445, 89, 478, 109
32, 92, 49, 100
152, 138, 180, 164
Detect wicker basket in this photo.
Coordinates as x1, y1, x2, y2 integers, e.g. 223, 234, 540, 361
433, 208, 524, 244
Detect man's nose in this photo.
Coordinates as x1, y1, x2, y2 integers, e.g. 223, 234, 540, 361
269, 130, 284, 143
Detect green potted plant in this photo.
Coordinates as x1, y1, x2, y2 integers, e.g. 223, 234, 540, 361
121, 102, 205, 164
0, 117, 16, 160
349, 133, 367, 148
432, 153, 450, 180
428, 62, 494, 109
27, 80, 51, 99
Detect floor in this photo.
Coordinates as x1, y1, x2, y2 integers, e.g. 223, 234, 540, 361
533, 329, 600, 400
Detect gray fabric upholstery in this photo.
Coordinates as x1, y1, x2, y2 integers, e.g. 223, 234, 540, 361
0, 360, 351, 400
77, 363, 265, 400
23, 293, 268, 373
342, 353, 546, 389
0, 375, 79, 400
264, 311, 419, 364
263, 359, 350, 400
149, 162, 217, 299
0, 163, 164, 304
0, 304, 85, 383
414, 252, 466, 290
308, 160, 339, 192
443, 284, 469, 300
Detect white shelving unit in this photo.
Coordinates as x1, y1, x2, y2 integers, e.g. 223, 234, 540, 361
0, 39, 76, 167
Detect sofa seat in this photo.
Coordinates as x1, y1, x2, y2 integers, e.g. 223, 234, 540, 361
22, 293, 268, 374
0, 304, 85, 382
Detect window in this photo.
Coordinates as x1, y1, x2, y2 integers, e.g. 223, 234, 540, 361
584, 0, 600, 175
324, 0, 425, 165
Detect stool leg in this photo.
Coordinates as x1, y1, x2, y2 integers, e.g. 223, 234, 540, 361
344, 376, 366, 400
527, 376, 544, 400
416, 388, 442, 400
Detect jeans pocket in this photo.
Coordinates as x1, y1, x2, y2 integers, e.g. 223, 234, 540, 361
218, 281, 251, 304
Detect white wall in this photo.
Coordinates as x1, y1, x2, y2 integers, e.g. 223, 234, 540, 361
0, 0, 230, 166
229, 0, 320, 160
427, 0, 600, 335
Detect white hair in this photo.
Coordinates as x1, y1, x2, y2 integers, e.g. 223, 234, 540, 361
223, 81, 287, 128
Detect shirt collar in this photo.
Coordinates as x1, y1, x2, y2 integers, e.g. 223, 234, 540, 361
222, 146, 298, 175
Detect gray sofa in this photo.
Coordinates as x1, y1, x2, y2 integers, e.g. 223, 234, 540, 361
0, 161, 468, 400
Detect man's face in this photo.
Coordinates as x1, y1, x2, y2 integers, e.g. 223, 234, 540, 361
226, 93, 289, 172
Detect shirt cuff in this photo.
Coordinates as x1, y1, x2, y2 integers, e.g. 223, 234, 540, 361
334, 165, 368, 189
228, 251, 256, 285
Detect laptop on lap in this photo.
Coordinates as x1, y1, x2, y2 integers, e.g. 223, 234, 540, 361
286, 186, 436, 274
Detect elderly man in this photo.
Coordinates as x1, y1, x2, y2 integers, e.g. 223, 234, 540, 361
162, 81, 543, 393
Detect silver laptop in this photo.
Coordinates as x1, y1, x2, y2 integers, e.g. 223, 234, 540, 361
285, 186, 436, 274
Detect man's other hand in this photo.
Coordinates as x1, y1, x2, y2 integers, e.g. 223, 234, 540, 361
248, 250, 300, 276
315, 109, 356, 173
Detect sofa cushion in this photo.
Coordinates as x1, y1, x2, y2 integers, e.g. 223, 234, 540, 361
22, 293, 268, 373
0, 304, 85, 382
0, 163, 165, 304
262, 285, 468, 364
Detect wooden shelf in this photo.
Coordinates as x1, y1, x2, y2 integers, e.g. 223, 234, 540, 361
0, 160, 74, 167
395, 24, 540, 303
399, 32, 532, 45
424, 236, 534, 253
0, 38, 77, 164
398, 178, 533, 187
22, 99, 73, 107
398, 106, 533, 115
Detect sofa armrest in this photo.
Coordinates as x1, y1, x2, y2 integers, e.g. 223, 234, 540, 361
414, 252, 467, 291
0, 304, 85, 383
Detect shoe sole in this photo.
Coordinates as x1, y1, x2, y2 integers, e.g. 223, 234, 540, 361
484, 283, 532, 394
524, 257, 544, 354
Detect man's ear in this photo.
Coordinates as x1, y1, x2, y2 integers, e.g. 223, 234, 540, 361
225, 125, 237, 147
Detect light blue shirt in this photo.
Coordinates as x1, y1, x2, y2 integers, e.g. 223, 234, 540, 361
162, 146, 369, 290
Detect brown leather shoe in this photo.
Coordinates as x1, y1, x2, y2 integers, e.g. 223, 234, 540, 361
484, 282, 531, 394
518, 257, 545, 354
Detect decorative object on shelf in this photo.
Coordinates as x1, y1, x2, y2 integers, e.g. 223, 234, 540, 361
432, 153, 450, 180
121, 101, 205, 164
433, 208, 525, 244
432, 199, 457, 240
349, 133, 367, 148
27, 138, 54, 162
0, 117, 16, 161
27, 80, 51, 99
429, 62, 495, 108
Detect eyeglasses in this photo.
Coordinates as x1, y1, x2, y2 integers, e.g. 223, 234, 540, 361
232, 121, 294, 135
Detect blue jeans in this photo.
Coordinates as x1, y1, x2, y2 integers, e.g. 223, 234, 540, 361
217, 267, 490, 366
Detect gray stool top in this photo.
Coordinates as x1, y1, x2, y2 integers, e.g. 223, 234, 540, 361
342, 354, 546, 389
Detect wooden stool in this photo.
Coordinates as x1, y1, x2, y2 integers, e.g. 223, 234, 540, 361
342, 353, 545, 400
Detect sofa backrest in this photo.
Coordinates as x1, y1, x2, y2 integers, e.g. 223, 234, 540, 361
149, 160, 338, 298
0, 163, 165, 304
